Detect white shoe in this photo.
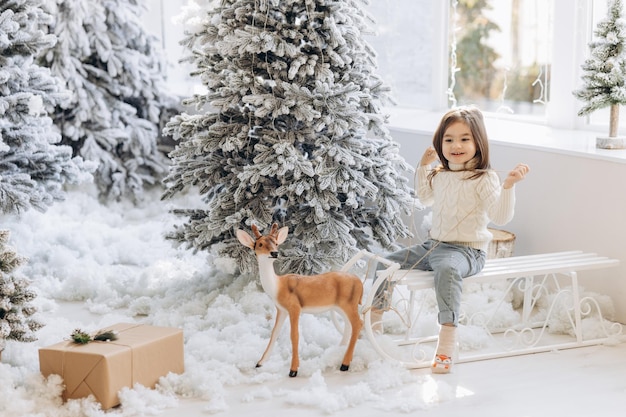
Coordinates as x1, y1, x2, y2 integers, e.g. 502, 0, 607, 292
431, 353, 453, 373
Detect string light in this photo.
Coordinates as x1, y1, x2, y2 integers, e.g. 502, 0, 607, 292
447, 0, 460, 108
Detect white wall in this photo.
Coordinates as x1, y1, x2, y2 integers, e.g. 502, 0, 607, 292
389, 126, 626, 325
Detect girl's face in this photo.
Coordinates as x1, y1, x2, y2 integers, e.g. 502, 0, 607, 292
441, 121, 477, 165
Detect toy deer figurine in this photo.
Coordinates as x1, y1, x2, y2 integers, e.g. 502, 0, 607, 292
236, 223, 363, 377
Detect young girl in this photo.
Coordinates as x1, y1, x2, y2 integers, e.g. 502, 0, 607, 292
374, 106, 529, 373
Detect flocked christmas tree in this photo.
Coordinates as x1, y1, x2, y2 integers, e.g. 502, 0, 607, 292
0, 0, 85, 215
164, 0, 414, 276
0, 230, 43, 354
40, 0, 180, 201
574, 0, 626, 147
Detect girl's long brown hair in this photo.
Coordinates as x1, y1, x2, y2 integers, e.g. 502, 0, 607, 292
429, 106, 491, 183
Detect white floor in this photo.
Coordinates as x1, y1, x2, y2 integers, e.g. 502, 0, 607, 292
158, 342, 626, 417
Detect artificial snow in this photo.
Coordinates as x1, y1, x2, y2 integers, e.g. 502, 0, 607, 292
0, 185, 623, 416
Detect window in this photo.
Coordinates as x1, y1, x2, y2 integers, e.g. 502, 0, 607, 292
143, 0, 196, 97
366, 0, 553, 119
366, 0, 626, 133
447, 0, 552, 117
364, 0, 443, 110
146, 0, 623, 133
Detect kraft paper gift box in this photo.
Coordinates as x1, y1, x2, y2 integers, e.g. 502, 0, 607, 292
38, 322, 184, 410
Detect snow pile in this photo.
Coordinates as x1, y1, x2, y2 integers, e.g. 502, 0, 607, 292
0, 187, 622, 416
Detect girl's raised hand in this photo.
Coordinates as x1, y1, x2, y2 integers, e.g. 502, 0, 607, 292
503, 163, 530, 189
420, 147, 438, 166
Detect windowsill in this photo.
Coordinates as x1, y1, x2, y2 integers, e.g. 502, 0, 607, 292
385, 108, 626, 165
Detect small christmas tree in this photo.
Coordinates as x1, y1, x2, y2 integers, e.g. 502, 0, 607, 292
164, 0, 414, 277
574, 0, 626, 148
0, 230, 43, 355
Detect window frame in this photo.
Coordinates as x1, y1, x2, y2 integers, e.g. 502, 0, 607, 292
548, 0, 592, 130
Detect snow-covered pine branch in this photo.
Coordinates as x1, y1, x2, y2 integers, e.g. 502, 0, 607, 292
0, 230, 43, 349
0, 0, 85, 215
40, 0, 180, 202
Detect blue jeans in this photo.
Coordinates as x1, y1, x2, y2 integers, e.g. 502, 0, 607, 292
375, 240, 486, 326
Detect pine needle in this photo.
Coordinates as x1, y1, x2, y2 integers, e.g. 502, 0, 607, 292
70, 329, 92, 344
70, 329, 118, 344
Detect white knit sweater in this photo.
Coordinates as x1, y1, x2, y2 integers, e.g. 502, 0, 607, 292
417, 163, 515, 252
